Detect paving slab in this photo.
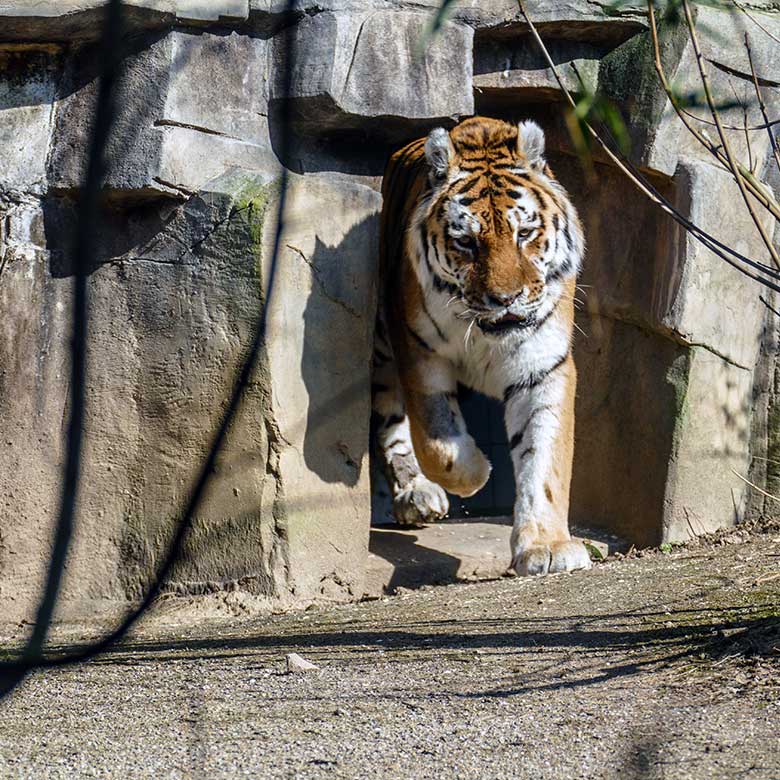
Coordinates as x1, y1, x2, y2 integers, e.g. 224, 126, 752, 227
366, 517, 624, 596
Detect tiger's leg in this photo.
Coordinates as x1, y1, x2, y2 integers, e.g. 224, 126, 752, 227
373, 325, 448, 526
401, 354, 491, 499
504, 354, 591, 575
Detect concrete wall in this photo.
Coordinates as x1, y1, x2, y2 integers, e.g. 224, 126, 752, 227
1, 0, 779, 617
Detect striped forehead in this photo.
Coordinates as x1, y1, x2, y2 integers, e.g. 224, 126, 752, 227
447, 184, 543, 234
446, 198, 481, 236
505, 187, 541, 217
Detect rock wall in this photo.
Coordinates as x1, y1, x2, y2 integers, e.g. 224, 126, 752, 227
1, 0, 779, 617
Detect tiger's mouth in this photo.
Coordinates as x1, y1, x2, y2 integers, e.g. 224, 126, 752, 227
477, 312, 534, 335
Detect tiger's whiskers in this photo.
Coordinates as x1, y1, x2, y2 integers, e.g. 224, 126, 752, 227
464, 317, 477, 350
558, 291, 586, 310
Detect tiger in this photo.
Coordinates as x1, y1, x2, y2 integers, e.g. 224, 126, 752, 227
372, 115, 591, 576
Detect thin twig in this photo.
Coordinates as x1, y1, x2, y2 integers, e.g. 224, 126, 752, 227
647, 0, 780, 224
760, 294, 780, 318
682, 0, 780, 268
733, 0, 780, 46
676, 103, 780, 133
518, 0, 780, 292
755, 571, 780, 584
731, 468, 780, 503
745, 32, 780, 180
729, 78, 755, 174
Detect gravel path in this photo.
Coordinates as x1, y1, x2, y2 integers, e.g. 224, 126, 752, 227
1, 536, 778, 779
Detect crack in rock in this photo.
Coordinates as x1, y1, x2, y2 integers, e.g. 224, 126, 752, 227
286, 243, 361, 319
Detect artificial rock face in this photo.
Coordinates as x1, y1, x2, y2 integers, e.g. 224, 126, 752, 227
1, 0, 779, 617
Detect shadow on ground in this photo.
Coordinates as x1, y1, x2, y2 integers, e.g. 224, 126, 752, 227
368, 527, 462, 593
44, 607, 779, 697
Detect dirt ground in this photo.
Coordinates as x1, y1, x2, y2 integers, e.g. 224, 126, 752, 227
0, 531, 778, 780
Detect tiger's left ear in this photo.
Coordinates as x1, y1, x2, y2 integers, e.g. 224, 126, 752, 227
425, 127, 455, 184
517, 120, 545, 170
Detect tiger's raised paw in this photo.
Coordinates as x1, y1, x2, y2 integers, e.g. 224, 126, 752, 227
393, 475, 449, 526
428, 436, 492, 499
512, 540, 591, 576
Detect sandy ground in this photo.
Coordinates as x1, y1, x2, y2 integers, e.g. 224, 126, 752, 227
0, 534, 778, 780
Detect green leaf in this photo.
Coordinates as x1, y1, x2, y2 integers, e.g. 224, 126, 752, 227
574, 93, 595, 119
584, 542, 605, 561
595, 98, 631, 155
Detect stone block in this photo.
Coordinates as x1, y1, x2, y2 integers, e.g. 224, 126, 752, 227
365, 520, 624, 597
570, 316, 753, 546
271, 10, 473, 137
0, 46, 62, 193
176, 0, 248, 23
260, 172, 381, 600
474, 37, 601, 104
599, 6, 780, 177
0, 1, 175, 41
49, 30, 275, 197
369, 0, 646, 42
0, 167, 380, 620
163, 30, 268, 144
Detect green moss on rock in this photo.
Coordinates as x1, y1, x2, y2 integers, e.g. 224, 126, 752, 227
228, 176, 282, 282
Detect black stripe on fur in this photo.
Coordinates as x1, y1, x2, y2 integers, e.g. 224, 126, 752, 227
383, 413, 405, 429
503, 352, 569, 403
509, 406, 551, 451
420, 297, 447, 342
407, 325, 435, 353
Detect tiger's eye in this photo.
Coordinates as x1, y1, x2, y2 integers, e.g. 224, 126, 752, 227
518, 228, 532, 239
454, 235, 477, 253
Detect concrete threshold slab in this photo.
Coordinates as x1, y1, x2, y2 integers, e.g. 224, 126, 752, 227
365, 516, 627, 598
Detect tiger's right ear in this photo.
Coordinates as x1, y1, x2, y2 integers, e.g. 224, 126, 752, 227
424, 127, 455, 184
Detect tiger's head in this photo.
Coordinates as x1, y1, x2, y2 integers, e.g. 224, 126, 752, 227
414, 116, 583, 337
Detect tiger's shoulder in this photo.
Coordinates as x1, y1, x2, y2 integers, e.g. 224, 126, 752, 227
379, 137, 430, 275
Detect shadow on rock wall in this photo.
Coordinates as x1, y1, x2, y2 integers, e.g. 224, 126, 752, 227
300, 213, 378, 488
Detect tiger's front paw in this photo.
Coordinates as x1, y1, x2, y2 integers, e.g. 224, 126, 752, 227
393, 475, 449, 526
511, 539, 591, 576
425, 435, 491, 499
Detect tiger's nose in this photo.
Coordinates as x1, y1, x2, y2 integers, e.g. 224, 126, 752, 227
487, 290, 523, 307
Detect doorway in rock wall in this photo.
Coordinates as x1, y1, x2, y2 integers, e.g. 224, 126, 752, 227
450, 387, 514, 518
367, 385, 518, 596
369, 385, 514, 526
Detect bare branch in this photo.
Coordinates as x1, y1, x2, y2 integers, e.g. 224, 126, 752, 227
745, 31, 780, 180
731, 468, 780, 503
725, 75, 755, 174
682, 0, 780, 268
677, 103, 780, 133
516, 0, 780, 292
733, 0, 780, 46
647, 0, 780, 224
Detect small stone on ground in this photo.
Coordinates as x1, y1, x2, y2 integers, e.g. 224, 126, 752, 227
285, 652, 319, 674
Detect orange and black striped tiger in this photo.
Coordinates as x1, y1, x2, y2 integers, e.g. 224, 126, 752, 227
372, 116, 591, 575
